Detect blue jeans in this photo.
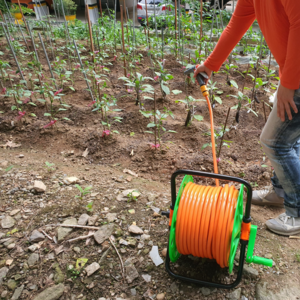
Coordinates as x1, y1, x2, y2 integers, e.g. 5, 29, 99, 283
260, 86, 300, 217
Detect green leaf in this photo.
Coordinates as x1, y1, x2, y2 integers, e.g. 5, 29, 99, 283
147, 123, 156, 128
172, 89, 182, 95
261, 164, 268, 168
194, 115, 203, 121
168, 130, 177, 133
44, 113, 52, 117
62, 117, 71, 121
69, 86, 75, 91
214, 96, 222, 104
144, 131, 153, 134
230, 80, 238, 89
161, 84, 170, 95
112, 130, 119, 134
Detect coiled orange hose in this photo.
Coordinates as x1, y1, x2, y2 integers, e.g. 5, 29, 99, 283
176, 182, 238, 268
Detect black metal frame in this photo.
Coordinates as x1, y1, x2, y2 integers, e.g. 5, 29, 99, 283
165, 169, 253, 289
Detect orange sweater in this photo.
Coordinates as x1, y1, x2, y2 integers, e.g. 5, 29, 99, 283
204, 0, 300, 90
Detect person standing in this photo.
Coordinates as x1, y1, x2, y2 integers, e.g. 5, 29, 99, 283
194, 0, 300, 236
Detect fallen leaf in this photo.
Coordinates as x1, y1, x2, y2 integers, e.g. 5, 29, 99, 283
54, 245, 64, 255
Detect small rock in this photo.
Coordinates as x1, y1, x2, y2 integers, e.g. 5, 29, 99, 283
106, 213, 117, 223
226, 288, 241, 300
127, 237, 137, 247
88, 215, 98, 226
141, 234, 150, 241
78, 214, 89, 226
57, 218, 77, 242
9, 209, 20, 216
157, 293, 165, 300
28, 253, 39, 266
243, 265, 259, 279
1, 290, 8, 298
119, 239, 128, 246
7, 279, 17, 290
0, 267, 8, 285
201, 287, 211, 296
63, 177, 79, 185
138, 242, 144, 249
128, 209, 135, 214
161, 248, 167, 257
85, 262, 100, 277
170, 282, 178, 293
128, 225, 143, 235
11, 285, 24, 300
73, 247, 80, 254
33, 181, 46, 193
19, 154, 24, 158
94, 224, 115, 244
265, 253, 272, 259
7, 243, 15, 249
29, 230, 45, 242
53, 263, 64, 284
130, 288, 136, 296
142, 274, 151, 282
32, 283, 64, 300
153, 212, 161, 217
1, 216, 15, 229
125, 264, 139, 283
28, 244, 38, 252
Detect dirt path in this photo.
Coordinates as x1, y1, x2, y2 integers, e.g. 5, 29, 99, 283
0, 146, 300, 300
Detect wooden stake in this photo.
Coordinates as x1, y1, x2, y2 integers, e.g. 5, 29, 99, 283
200, 0, 203, 39
174, 0, 178, 46
123, 0, 130, 44
17, 0, 30, 35
120, 5, 127, 77
86, 4, 95, 62
154, 92, 157, 148
99, 0, 103, 18
145, 0, 150, 40
217, 107, 231, 158
262, 101, 267, 124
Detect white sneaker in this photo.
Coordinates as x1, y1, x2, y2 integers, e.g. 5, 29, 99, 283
266, 213, 300, 236
252, 186, 284, 207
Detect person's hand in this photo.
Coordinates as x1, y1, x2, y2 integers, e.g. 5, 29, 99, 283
193, 64, 213, 85
277, 84, 297, 121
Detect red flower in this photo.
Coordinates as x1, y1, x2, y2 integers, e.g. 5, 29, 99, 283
54, 89, 63, 96
16, 111, 26, 121
102, 130, 110, 137
43, 120, 57, 128
94, 50, 99, 54
113, 55, 117, 61
1, 87, 6, 94
217, 157, 221, 163
88, 100, 96, 107
23, 98, 30, 104
154, 76, 159, 81
127, 73, 131, 78
150, 143, 160, 149
75, 64, 80, 69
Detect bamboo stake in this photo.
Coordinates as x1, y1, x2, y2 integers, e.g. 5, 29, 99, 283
1, 24, 27, 87
86, 4, 95, 62
145, 0, 149, 41
120, 5, 127, 77
200, 0, 203, 39
217, 107, 231, 158
262, 101, 267, 124
154, 92, 157, 148
174, 0, 178, 53
73, 39, 95, 101
38, 33, 58, 90
123, 0, 129, 44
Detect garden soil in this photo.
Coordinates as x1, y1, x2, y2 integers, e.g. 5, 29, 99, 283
0, 47, 300, 300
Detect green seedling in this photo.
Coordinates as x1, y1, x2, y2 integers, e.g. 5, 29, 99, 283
86, 201, 93, 212
75, 184, 92, 200
44, 161, 55, 172
127, 190, 138, 202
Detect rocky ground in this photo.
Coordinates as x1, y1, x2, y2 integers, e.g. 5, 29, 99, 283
1, 147, 300, 300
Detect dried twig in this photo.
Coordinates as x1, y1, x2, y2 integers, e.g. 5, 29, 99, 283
99, 246, 111, 264
57, 224, 99, 230
67, 233, 95, 243
41, 230, 53, 241
109, 237, 125, 279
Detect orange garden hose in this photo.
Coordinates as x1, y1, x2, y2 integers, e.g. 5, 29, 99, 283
176, 182, 238, 268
